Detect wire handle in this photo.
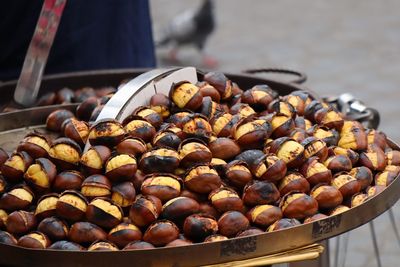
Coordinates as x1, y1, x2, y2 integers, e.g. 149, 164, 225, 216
243, 68, 308, 84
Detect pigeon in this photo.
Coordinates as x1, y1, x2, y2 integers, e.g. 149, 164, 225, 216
157, 0, 217, 68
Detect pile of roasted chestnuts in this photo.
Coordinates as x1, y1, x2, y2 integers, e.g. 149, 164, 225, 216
0, 71, 399, 251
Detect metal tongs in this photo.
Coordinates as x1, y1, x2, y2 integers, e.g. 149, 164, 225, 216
14, 0, 67, 107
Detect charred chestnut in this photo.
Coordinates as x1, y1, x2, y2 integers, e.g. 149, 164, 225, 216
299, 157, 332, 186
24, 158, 57, 192
252, 154, 287, 182
129, 195, 162, 227
88, 119, 126, 147
143, 220, 180, 247
38, 216, 69, 241
183, 214, 218, 242
56, 190, 88, 222
169, 81, 203, 110
225, 160, 252, 188
279, 192, 318, 220
310, 184, 343, 209
0, 230, 17, 245
209, 187, 244, 213
116, 137, 147, 157
48, 138, 81, 170
268, 137, 305, 168
1, 151, 33, 183
234, 119, 272, 149
133, 106, 163, 128
81, 174, 112, 199
35, 193, 59, 220
141, 173, 182, 202
49, 240, 85, 251
68, 221, 107, 246
242, 180, 280, 206
17, 132, 50, 159
53, 170, 84, 192
184, 164, 221, 194
6, 210, 37, 235
278, 172, 310, 196
208, 137, 241, 160
210, 113, 240, 137
301, 137, 328, 162
0, 185, 34, 211
246, 204, 282, 228
18, 232, 50, 249
46, 109, 75, 132
217, 211, 249, 238
178, 139, 212, 168
139, 148, 179, 174
161, 196, 199, 223
108, 223, 142, 249
331, 174, 361, 199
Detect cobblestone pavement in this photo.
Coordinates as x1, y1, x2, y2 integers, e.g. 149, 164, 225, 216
151, 1, 400, 266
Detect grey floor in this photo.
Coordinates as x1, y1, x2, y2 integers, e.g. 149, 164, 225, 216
151, 1, 400, 266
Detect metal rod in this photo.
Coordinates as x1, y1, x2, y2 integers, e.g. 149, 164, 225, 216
388, 208, 400, 247
334, 236, 340, 267
369, 221, 382, 267
340, 233, 349, 267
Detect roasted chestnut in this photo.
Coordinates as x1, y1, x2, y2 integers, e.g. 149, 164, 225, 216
375, 170, 398, 187
68, 221, 107, 246
252, 154, 287, 182
133, 106, 163, 128
37, 216, 69, 241
323, 155, 352, 173
268, 100, 296, 118
386, 150, 400, 166
203, 72, 233, 100
349, 166, 373, 190
24, 157, 57, 192
241, 85, 277, 110
161, 196, 199, 223
359, 144, 386, 171
116, 137, 147, 157
48, 138, 81, 170
209, 187, 243, 213
129, 195, 162, 227
139, 148, 179, 174
88, 119, 126, 147
150, 93, 171, 118
279, 192, 318, 220
17, 132, 50, 159
217, 211, 249, 238
225, 160, 252, 188
204, 234, 228, 242
304, 213, 328, 223
301, 137, 328, 162
123, 240, 155, 250
330, 205, 350, 216
0, 148, 8, 168
141, 173, 182, 203
81, 174, 112, 199
242, 180, 280, 206
230, 103, 256, 119
46, 109, 75, 132
199, 96, 224, 119
0, 230, 17, 245
329, 146, 359, 165
80, 145, 112, 175
210, 113, 240, 137
183, 214, 218, 242
278, 172, 310, 196
367, 129, 387, 150
143, 220, 180, 247
178, 139, 212, 168
198, 81, 221, 103
184, 164, 221, 194
0, 209, 7, 229
152, 130, 181, 150
234, 119, 272, 149
236, 227, 264, 237
208, 137, 241, 160
49, 240, 85, 251
1, 151, 33, 183
105, 154, 137, 182
34, 193, 59, 220
53, 170, 84, 192
86, 197, 123, 229
351, 193, 368, 207
310, 184, 343, 209
111, 182, 136, 211
310, 126, 339, 147
268, 137, 305, 168
270, 114, 295, 138
314, 108, 344, 130
6, 210, 37, 235
338, 121, 367, 150
299, 157, 332, 186
331, 174, 361, 199
0, 185, 34, 211
63, 118, 90, 146
246, 204, 282, 228
108, 223, 142, 249
56, 190, 88, 222
169, 81, 203, 110
18, 232, 50, 249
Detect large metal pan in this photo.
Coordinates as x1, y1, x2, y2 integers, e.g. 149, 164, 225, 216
0, 69, 398, 267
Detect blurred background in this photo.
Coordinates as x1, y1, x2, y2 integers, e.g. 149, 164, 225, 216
152, 1, 400, 266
